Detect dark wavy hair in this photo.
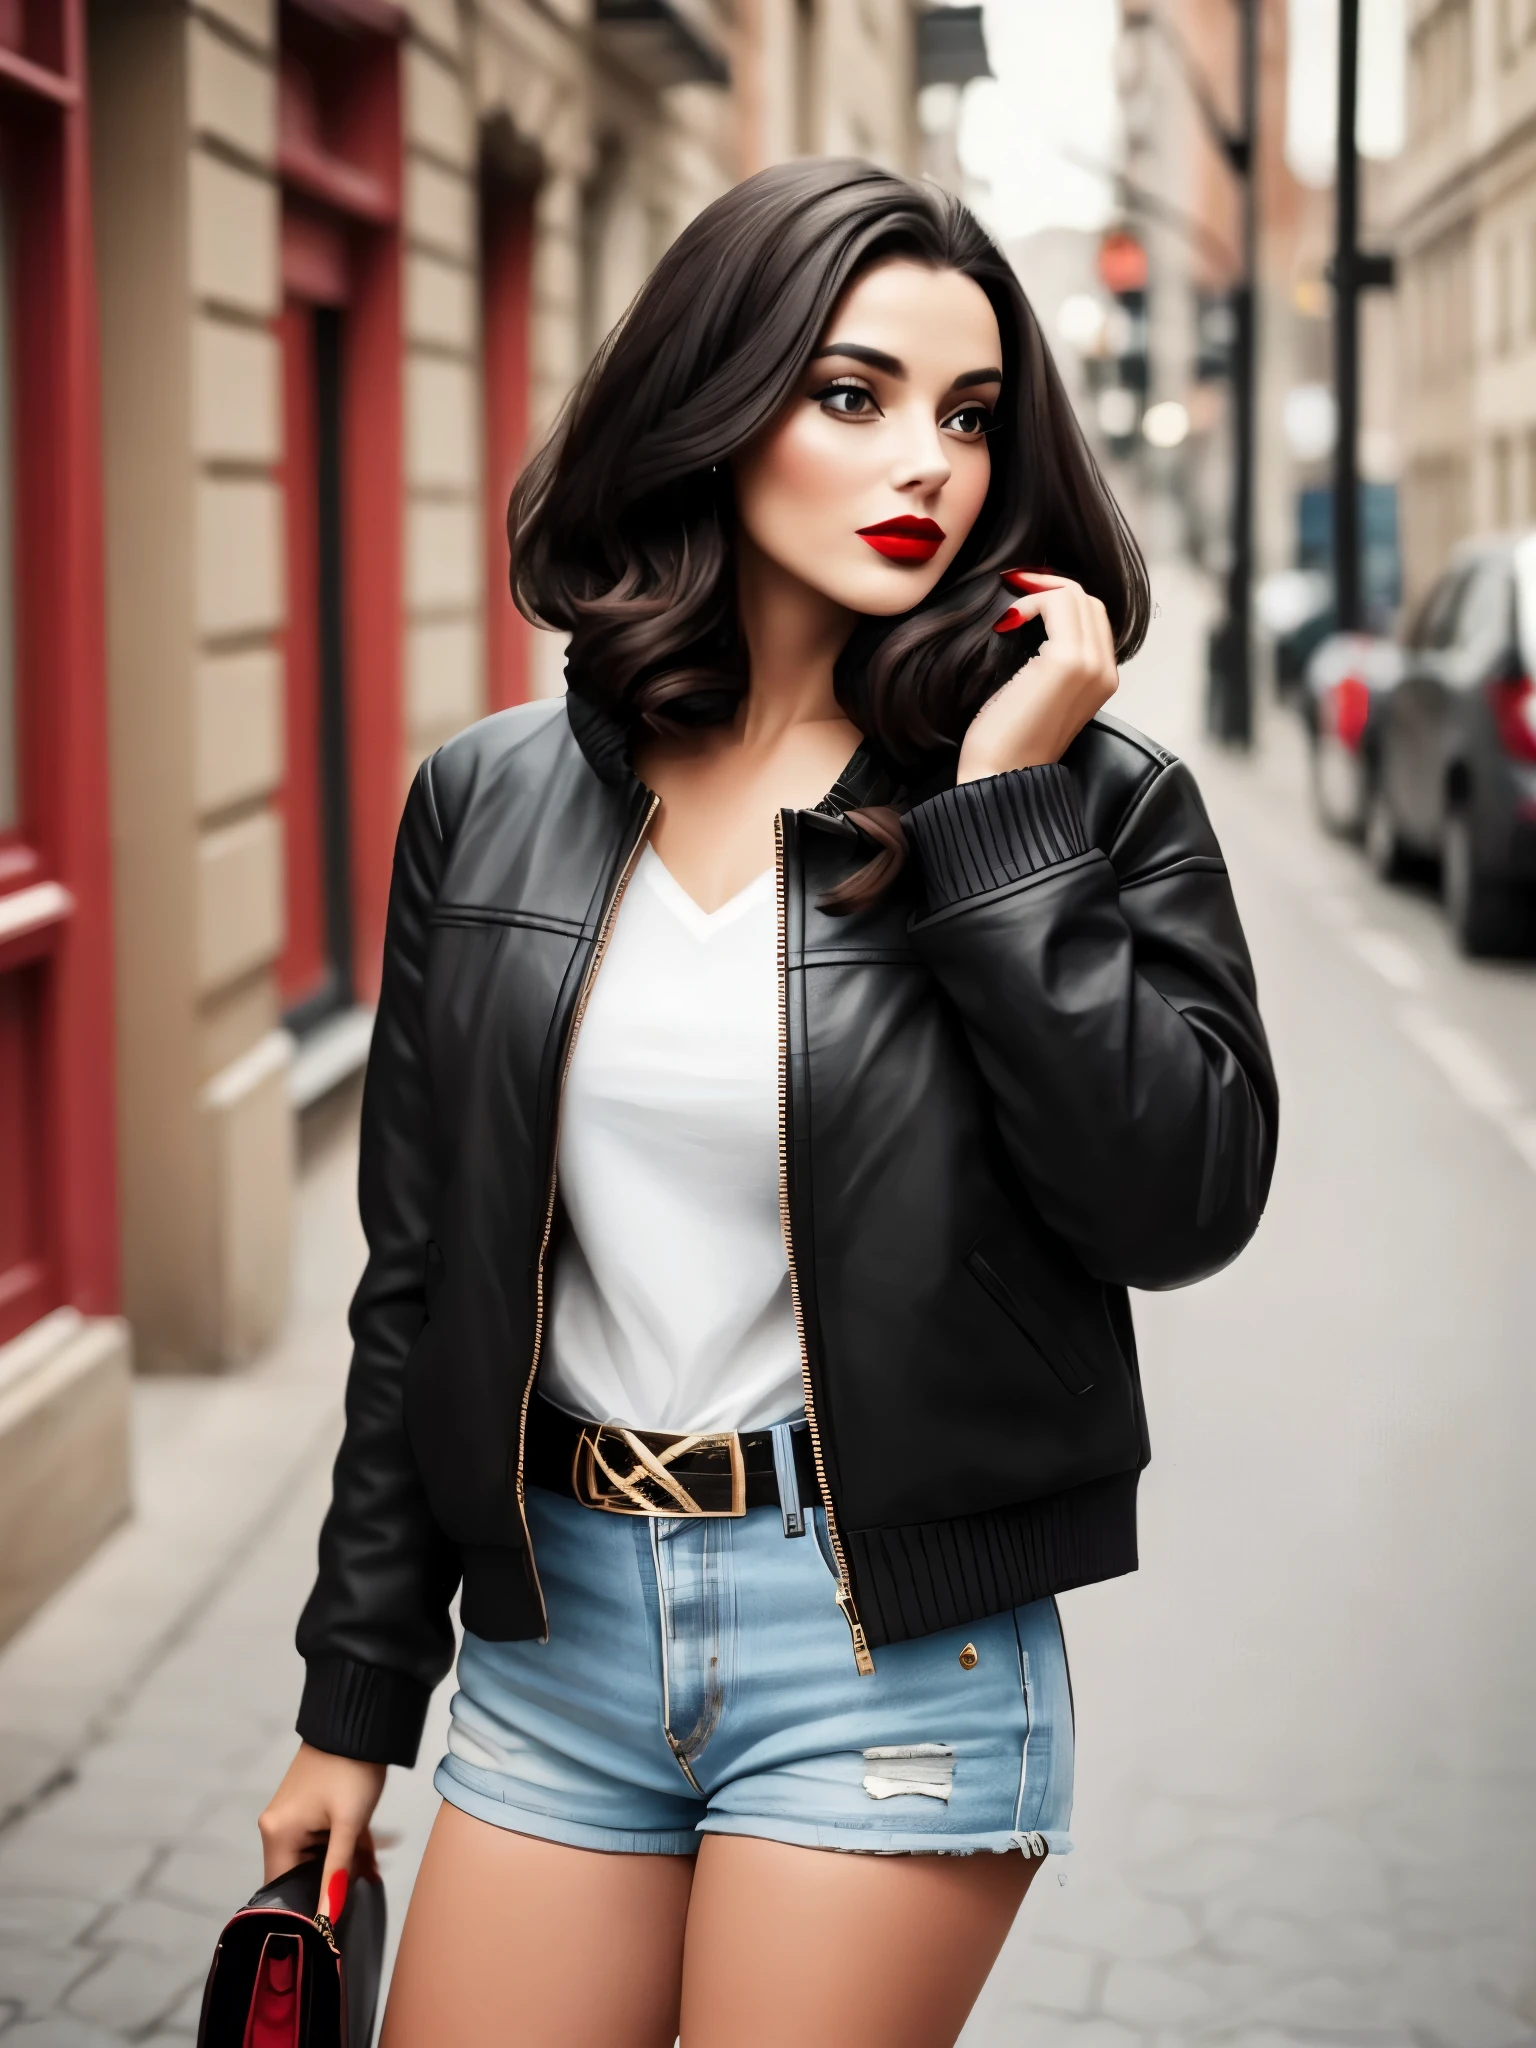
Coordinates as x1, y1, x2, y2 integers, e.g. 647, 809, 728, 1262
510, 160, 1149, 902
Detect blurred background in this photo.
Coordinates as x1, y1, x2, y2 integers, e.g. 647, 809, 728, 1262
0, 0, 1534, 2041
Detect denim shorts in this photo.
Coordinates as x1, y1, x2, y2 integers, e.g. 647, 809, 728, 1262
434, 1482, 1074, 1858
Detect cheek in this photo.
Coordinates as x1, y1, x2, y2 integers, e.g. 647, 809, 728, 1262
739, 415, 862, 539
952, 447, 992, 536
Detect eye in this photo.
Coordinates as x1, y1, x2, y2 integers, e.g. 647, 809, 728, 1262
812, 379, 882, 419
943, 403, 995, 440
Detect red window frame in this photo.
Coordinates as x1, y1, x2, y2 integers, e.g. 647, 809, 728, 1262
275, 0, 402, 1015
0, 0, 117, 1345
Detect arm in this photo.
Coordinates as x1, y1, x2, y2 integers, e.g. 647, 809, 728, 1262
906, 754, 1277, 1288
293, 758, 462, 1764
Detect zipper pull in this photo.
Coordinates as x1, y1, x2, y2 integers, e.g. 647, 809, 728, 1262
839, 1594, 876, 1676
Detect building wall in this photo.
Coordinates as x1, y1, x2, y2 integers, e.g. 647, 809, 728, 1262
1391, 0, 1536, 604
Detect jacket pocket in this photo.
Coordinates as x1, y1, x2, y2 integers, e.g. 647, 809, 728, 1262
964, 1247, 1096, 1397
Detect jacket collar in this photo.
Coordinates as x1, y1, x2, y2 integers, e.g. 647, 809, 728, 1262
564, 690, 632, 789
563, 688, 924, 817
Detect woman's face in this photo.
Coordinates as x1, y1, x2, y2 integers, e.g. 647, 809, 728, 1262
732, 259, 1003, 618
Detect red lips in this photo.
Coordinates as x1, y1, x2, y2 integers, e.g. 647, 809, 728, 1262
856, 516, 945, 563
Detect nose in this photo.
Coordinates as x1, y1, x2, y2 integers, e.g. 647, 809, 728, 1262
890, 405, 951, 499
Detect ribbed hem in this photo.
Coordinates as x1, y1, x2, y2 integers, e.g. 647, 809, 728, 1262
845, 1468, 1141, 1650
297, 1655, 431, 1767
904, 765, 1088, 910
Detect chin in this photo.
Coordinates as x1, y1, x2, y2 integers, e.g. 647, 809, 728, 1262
810, 560, 948, 619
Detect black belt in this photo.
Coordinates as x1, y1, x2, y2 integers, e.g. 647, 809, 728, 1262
525, 1394, 818, 1536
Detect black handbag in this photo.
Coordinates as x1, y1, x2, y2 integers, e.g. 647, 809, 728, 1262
194, 1857, 386, 2048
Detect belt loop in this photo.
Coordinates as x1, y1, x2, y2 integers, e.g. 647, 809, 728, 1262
770, 1421, 806, 1538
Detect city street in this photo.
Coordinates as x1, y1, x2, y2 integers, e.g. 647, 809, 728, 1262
2, 561, 1535, 2044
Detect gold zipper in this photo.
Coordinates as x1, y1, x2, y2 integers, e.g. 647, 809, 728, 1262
513, 791, 662, 1637
774, 811, 875, 1676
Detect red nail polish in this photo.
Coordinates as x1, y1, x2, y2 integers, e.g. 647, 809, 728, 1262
1002, 570, 1047, 590
992, 607, 1023, 633
326, 1869, 348, 1924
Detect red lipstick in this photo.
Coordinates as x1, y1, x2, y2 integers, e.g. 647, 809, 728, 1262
856, 516, 945, 563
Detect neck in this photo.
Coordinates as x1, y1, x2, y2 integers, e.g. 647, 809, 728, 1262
734, 532, 856, 748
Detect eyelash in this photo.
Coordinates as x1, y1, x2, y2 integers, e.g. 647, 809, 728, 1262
810, 380, 996, 439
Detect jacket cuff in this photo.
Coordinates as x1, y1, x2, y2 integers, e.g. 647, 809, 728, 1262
297, 1656, 431, 1767
904, 765, 1088, 910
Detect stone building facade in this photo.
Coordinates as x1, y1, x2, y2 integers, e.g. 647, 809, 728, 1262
0, 0, 923, 1642
1390, 0, 1536, 603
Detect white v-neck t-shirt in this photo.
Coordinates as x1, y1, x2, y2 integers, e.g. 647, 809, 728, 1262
542, 845, 803, 1433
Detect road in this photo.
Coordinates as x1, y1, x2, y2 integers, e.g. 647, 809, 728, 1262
1, 561, 1534, 2045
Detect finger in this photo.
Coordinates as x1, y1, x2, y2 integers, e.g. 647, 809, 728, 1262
319, 1820, 360, 1930
992, 585, 1076, 634
1087, 594, 1117, 669
258, 1806, 325, 1885
1000, 568, 1072, 593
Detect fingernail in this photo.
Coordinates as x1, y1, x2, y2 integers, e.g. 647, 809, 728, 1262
1002, 570, 1047, 590
992, 607, 1023, 633
326, 1869, 348, 1924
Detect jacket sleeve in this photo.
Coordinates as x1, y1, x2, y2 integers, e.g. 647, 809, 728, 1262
904, 756, 1278, 1290
294, 759, 462, 1765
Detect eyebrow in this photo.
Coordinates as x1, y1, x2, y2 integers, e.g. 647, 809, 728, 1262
813, 342, 1003, 389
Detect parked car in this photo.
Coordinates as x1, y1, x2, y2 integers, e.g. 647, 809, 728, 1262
1365, 533, 1536, 955
1303, 630, 1405, 838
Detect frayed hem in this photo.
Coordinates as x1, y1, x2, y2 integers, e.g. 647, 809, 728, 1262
695, 1817, 1073, 1859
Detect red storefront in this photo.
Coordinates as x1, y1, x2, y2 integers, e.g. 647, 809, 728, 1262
0, 0, 117, 1352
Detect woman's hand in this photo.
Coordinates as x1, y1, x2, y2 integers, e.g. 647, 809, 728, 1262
957, 570, 1119, 783
258, 1742, 386, 1925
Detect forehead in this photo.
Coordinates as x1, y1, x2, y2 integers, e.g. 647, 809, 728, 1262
819, 260, 1001, 370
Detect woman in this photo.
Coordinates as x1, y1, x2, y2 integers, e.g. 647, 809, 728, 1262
260, 160, 1276, 2046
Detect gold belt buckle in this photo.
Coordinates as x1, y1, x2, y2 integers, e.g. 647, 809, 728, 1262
573, 1422, 747, 1517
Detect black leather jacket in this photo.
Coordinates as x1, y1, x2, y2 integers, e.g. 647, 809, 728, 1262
296, 698, 1277, 1765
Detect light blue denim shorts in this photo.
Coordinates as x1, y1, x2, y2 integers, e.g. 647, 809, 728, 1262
434, 1482, 1074, 1859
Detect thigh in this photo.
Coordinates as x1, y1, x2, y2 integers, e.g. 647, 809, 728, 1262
382, 1801, 696, 2048
678, 1833, 1041, 2048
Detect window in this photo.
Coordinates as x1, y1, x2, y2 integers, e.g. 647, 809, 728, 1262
1453, 553, 1514, 654
275, 0, 403, 1023
1409, 564, 1467, 650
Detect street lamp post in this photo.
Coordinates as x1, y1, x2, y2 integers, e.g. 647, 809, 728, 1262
1329, 0, 1395, 638
1206, 0, 1258, 748
1333, 0, 1363, 634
